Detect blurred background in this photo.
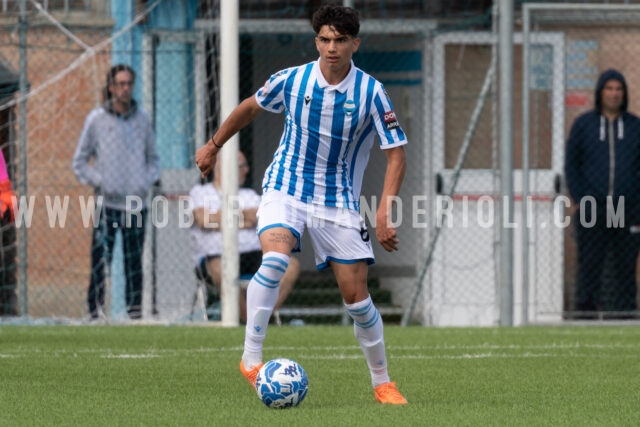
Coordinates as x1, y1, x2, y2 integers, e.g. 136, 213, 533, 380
1, 0, 639, 325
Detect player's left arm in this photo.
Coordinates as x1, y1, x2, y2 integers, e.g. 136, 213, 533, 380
376, 146, 406, 252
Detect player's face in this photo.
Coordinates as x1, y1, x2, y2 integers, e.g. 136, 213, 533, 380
315, 25, 360, 79
601, 79, 624, 114
109, 70, 134, 107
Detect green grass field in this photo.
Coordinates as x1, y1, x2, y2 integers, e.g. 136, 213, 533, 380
1, 325, 640, 426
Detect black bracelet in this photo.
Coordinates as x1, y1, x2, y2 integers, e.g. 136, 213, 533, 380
211, 139, 223, 149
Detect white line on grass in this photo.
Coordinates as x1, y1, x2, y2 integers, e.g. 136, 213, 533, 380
299, 352, 559, 360
4, 342, 640, 359
299, 351, 638, 360
101, 354, 160, 359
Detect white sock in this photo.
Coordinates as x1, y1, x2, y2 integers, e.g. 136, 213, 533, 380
345, 295, 390, 388
242, 252, 290, 368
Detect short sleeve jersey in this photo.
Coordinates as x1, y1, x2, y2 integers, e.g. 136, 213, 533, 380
189, 184, 262, 265
255, 59, 407, 211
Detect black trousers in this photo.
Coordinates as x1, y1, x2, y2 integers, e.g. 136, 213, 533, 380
88, 207, 147, 318
574, 211, 640, 313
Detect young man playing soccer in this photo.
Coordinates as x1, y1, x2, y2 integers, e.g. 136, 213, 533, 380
196, 4, 408, 404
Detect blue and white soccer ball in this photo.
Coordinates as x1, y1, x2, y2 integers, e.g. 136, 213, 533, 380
255, 358, 309, 409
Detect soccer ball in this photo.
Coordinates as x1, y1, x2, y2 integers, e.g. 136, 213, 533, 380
255, 358, 309, 409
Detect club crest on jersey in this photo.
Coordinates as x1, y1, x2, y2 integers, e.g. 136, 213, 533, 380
343, 99, 356, 116
383, 110, 400, 130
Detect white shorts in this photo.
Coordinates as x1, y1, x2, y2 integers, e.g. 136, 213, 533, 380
257, 191, 375, 270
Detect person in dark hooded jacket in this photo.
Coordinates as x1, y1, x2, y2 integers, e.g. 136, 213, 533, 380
565, 68, 640, 318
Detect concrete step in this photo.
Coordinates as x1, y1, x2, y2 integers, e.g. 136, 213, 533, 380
293, 273, 383, 290
276, 304, 404, 325
285, 287, 393, 306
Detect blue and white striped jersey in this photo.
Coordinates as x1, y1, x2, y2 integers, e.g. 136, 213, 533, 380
256, 59, 407, 211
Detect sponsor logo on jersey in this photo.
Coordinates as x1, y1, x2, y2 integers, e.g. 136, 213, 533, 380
383, 110, 399, 130
259, 80, 269, 97
304, 94, 311, 105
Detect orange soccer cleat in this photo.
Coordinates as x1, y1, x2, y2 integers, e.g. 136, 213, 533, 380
374, 382, 408, 405
240, 360, 263, 390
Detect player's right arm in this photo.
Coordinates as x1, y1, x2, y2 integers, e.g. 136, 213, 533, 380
195, 96, 263, 177
195, 68, 290, 176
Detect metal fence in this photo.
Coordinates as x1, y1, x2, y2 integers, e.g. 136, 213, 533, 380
1, 1, 639, 325
524, 3, 640, 321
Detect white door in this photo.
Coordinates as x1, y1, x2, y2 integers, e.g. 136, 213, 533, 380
427, 32, 565, 326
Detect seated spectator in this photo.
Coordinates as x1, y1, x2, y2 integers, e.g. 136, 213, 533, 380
189, 151, 299, 322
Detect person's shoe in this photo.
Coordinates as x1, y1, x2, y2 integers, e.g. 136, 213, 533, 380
87, 305, 106, 322
128, 310, 142, 320
240, 360, 263, 390
374, 382, 408, 405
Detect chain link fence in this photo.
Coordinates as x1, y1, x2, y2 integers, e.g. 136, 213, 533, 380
525, 4, 640, 320
1, 1, 639, 325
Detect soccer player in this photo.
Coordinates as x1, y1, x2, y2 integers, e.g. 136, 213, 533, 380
196, 5, 408, 404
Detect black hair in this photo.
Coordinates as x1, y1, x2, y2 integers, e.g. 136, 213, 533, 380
102, 64, 136, 102
311, 3, 360, 37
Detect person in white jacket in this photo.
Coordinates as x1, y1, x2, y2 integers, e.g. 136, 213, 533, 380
72, 64, 159, 320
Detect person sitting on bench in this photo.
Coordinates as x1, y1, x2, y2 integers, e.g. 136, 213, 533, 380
189, 150, 299, 322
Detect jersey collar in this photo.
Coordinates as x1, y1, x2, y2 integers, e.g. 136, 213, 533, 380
313, 59, 357, 93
